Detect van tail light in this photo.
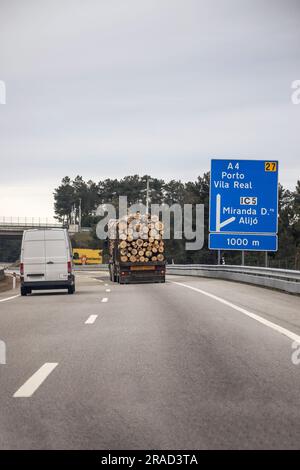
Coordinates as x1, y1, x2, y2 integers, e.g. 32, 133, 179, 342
67, 261, 72, 273
20, 263, 24, 275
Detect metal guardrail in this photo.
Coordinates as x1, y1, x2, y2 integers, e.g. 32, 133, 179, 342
167, 264, 300, 294
0, 216, 62, 226
0, 218, 90, 235
167, 264, 300, 281
0, 224, 64, 231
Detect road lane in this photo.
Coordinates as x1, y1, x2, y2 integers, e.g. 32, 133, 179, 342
168, 274, 300, 337
172, 280, 300, 343
0, 273, 104, 404
0, 272, 300, 449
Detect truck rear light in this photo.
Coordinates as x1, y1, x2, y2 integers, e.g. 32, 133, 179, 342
67, 261, 72, 273
20, 263, 24, 275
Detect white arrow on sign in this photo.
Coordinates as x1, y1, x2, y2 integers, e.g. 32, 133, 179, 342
216, 194, 236, 232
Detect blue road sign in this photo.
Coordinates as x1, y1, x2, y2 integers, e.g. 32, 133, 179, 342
209, 233, 278, 252
209, 159, 278, 251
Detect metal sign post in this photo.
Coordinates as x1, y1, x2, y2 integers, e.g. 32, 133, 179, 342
265, 251, 268, 268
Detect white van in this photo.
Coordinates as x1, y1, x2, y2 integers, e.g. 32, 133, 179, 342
20, 228, 75, 296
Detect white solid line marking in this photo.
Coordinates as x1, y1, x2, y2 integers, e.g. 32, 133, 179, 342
101, 297, 108, 303
0, 294, 20, 303
13, 363, 58, 398
85, 314, 98, 324
172, 281, 300, 343
105, 288, 111, 292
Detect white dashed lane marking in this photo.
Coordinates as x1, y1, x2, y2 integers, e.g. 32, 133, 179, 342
13, 363, 58, 398
85, 314, 98, 324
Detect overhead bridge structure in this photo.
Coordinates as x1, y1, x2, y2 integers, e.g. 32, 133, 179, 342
0, 217, 66, 239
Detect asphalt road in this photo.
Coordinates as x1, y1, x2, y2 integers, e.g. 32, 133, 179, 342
0, 272, 300, 449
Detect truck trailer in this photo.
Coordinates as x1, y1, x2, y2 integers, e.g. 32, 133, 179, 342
108, 213, 166, 284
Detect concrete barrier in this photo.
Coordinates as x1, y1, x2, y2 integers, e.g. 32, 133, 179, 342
167, 265, 300, 295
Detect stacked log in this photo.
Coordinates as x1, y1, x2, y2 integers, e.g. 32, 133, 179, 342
108, 213, 165, 263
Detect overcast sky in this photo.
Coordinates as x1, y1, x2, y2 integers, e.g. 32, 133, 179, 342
0, 0, 299, 219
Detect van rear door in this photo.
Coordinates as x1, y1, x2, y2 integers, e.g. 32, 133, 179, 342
45, 230, 69, 282
23, 230, 46, 282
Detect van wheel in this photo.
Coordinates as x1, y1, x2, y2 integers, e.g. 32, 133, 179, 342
21, 286, 28, 296
68, 285, 75, 294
